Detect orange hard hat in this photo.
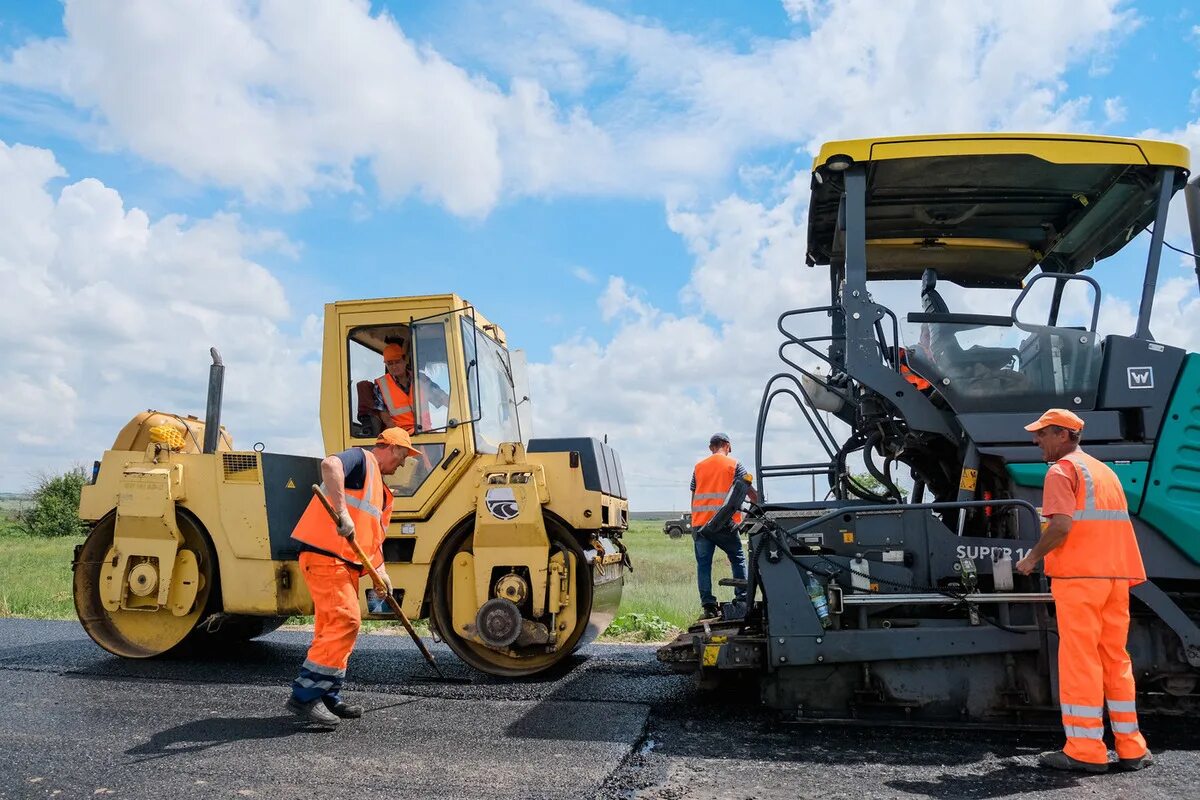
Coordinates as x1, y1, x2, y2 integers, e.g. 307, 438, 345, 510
1023, 408, 1085, 432
377, 426, 422, 457
382, 343, 406, 361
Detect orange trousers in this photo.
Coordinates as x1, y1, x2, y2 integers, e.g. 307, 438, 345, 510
1052, 577, 1148, 764
292, 552, 362, 703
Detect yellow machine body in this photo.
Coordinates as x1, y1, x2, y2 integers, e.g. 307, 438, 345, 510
75, 294, 628, 675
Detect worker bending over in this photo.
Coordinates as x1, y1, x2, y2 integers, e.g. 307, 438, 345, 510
691, 432, 758, 620
285, 427, 420, 729
1015, 409, 1151, 773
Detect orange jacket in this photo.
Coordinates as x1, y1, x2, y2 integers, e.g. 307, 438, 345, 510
1044, 451, 1145, 582
898, 347, 931, 391
292, 449, 392, 569
375, 374, 432, 433
692, 453, 742, 527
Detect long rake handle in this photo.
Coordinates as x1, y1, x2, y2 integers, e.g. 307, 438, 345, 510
311, 484, 444, 676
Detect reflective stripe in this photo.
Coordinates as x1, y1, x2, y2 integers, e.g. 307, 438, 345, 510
294, 676, 335, 690
1107, 698, 1138, 713
1111, 720, 1140, 734
1073, 456, 1098, 511
1064, 455, 1129, 521
693, 493, 727, 500
1074, 509, 1130, 521
302, 659, 346, 678
318, 481, 383, 522
345, 492, 382, 521
1064, 724, 1105, 740
1061, 703, 1103, 718
377, 376, 415, 419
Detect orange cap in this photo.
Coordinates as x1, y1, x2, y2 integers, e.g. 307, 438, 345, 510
382, 343, 406, 362
1023, 408, 1085, 432
377, 427, 421, 457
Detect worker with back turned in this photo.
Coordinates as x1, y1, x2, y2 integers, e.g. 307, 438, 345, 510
1015, 409, 1151, 773
285, 427, 420, 729
691, 432, 758, 620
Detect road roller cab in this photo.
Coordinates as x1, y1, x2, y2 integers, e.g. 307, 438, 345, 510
74, 294, 629, 677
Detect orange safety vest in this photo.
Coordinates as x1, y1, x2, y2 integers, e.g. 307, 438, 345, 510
692, 453, 742, 528
1044, 451, 1145, 583
375, 374, 432, 433
292, 448, 393, 569
898, 347, 931, 391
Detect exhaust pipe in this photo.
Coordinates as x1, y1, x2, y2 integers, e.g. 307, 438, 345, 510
203, 347, 225, 454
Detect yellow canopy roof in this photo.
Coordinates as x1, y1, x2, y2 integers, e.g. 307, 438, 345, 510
806, 133, 1191, 286
812, 132, 1189, 172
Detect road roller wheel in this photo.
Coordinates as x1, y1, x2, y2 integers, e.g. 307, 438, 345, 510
73, 510, 215, 658
430, 518, 593, 677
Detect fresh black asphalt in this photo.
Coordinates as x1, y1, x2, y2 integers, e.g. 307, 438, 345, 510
0, 619, 1195, 799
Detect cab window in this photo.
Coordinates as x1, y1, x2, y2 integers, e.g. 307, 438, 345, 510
461, 317, 521, 453
346, 321, 452, 497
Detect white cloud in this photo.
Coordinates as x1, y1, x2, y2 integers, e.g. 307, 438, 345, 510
0, 0, 596, 215
570, 265, 597, 284
1104, 97, 1127, 125
0, 140, 322, 488
530, 176, 832, 510
0, 0, 1135, 216
472, 0, 1133, 174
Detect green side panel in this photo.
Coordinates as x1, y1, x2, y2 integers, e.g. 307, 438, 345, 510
1141, 353, 1200, 562
1006, 461, 1148, 510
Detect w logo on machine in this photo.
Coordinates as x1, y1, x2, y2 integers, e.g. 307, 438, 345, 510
485, 487, 520, 520
1127, 367, 1154, 390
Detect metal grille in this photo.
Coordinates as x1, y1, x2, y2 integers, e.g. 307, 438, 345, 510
222, 452, 261, 483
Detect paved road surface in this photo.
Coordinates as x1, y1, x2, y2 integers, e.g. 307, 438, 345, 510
0, 619, 1196, 799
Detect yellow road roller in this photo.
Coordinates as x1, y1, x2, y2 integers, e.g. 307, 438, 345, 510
73, 294, 629, 676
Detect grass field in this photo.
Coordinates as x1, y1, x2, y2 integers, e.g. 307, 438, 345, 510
0, 528, 79, 618
0, 519, 734, 641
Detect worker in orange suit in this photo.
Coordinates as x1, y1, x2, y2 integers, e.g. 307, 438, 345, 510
1015, 409, 1151, 773
285, 427, 420, 729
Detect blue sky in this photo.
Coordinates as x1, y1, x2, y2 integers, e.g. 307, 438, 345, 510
0, 1, 1198, 508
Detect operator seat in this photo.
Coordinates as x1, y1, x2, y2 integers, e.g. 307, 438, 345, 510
354, 380, 384, 438
912, 269, 1024, 406
918, 268, 962, 362
921, 268, 950, 316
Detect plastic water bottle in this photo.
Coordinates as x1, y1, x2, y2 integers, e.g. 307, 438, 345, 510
807, 576, 832, 628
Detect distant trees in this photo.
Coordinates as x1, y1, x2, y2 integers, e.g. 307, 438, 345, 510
851, 471, 909, 499
20, 467, 88, 538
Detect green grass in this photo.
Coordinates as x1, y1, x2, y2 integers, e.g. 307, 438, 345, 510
613, 519, 734, 635
0, 528, 80, 618
0, 519, 721, 642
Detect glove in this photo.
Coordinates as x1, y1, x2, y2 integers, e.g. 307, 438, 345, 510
376, 566, 393, 597
335, 509, 355, 539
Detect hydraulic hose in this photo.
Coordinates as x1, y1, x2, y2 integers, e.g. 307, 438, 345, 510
861, 433, 902, 503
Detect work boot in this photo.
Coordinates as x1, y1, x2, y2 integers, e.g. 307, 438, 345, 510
1116, 751, 1153, 772
323, 697, 364, 719
285, 696, 340, 729
1037, 750, 1107, 773
700, 603, 721, 620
